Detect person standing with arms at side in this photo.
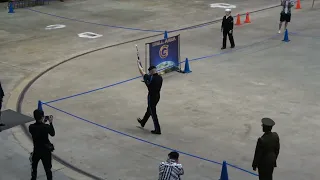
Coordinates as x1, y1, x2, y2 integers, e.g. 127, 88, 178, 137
0, 81, 5, 127
29, 109, 55, 180
159, 151, 184, 180
252, 118, 280, 180
278, 0, 294, 33
136, 60, 163, 135
221, 8, 235, 50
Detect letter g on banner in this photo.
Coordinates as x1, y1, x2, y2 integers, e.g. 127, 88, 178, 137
159, 45, 169, 59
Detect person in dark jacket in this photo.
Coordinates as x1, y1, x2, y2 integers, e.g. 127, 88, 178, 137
29, 109, 55, 180
136, 60, 163, 135
221, 9, 235, 49
0, 81, 5, 127
252, 118, 280, 180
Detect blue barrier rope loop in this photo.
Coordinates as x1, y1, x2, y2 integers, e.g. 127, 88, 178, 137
37, 27, 286, 178
27, 5, 280, 34
43, 103, 258, 176
27, 8, 165, 33
43, 33, 281, 105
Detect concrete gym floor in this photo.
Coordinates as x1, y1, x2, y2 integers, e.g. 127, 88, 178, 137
1, 0, 320, 179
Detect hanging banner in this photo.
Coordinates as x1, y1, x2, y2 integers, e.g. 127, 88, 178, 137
148, 35, 180, 74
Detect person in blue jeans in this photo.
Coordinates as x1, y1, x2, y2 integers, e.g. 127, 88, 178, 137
136, 60, 163, 135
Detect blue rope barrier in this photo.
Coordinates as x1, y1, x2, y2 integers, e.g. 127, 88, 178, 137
45, 76, 141, 104
37, 25, 289, 179
27, 8, 165, 33
26, 4, 280, 33
44, 33, 281, 105
168, 4, 281, 33
43, 103, 258, 176
289, 32, 320, 39
189, 34, 281, 62
226, 163, 258, 176
39, 33, 281, 177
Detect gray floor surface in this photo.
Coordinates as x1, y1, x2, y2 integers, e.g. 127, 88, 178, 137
1, 0, 320, 179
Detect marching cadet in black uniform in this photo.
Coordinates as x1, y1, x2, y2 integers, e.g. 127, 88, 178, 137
221, 9, 235, 49
252, 118, 280, 180
136, 60, 163, 135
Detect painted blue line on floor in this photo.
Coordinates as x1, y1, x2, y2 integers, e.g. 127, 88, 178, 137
44, 76, 141, 104
44, 103, 258, 176
190, 34, 280, 62
27, 4, 280, 34
27, 8, 165, 33
226, 163, 258, 176
44, 33, 281, 104
289, 32, 320, 39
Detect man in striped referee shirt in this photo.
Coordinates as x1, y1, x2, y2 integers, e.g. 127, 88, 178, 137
159, 151, 184, 180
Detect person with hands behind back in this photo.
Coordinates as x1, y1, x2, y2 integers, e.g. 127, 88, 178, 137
252, 118, 280, 180
29, 109, 55, 180
221, 8, 235, 50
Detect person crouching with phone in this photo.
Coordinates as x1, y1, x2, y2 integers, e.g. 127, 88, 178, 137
29, 109, 55, 180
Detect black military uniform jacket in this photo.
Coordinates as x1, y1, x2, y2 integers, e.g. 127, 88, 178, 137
143, 73, 163, 97
0, 82, 4, 99
221, 16, 234, 31
253, 132, 280, 168
29, 122, 55, 152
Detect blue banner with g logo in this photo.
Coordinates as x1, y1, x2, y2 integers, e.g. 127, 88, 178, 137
149, 35, 180, 74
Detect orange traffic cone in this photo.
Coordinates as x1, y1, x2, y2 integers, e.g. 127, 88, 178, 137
244, 12, 251, 23
296, 0, 301, 9
235, 14, 241, 25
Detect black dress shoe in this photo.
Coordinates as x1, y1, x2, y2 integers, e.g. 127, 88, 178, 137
151, 130, 161, 135
231, 45, 235, 48
137, 118, 145, 128
221, 47, 226, 50
0, 123, 5, 126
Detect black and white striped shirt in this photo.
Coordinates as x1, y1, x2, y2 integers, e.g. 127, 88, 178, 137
281, 0, 294, 14
159, 159, 184, 180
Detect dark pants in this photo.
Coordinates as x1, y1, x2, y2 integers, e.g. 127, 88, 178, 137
222, 30, 235, 48
258, 166, 274, 180
280, 12, 291, 22
0, 99, 2, 119
31, 150, 52, 180
141, 94, 161, 132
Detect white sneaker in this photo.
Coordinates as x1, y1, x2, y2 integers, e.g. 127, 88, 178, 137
278, 30, 281, 34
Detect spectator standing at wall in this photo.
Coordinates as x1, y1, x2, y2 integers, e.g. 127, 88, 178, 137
221, 8, 235, 49
159, 151, 184, 180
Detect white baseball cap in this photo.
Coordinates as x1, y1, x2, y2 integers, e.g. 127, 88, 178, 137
225, 9, 231, 12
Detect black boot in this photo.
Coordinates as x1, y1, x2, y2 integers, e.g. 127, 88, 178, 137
137, 118, 145, 128
151, 130, 161, 135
